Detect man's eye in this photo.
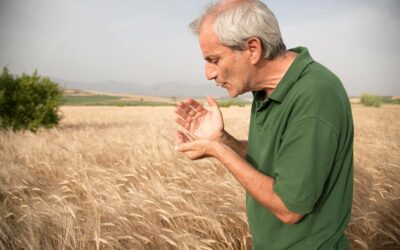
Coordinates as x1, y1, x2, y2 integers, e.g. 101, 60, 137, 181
211, 59, 219, 64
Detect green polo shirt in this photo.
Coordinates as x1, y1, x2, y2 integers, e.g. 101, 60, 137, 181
246, 47, 353, 249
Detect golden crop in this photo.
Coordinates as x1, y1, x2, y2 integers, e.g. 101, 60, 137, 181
0, 105, 399, 249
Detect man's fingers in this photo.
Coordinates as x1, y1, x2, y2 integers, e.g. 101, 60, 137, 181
183, 131, 196, 141
176, 131, 190, 143
177, 101, 197, 117
187, 98, 206, 112
206, 96, 218, 107
175, 143, 200, 160
175, 108, 193, 122
176, 130, 196, 143
175, 117, 190, 130
206, 96, 221, 112
175, 140, 208, 161
175, 119, 198, 140
175, 141, 193, 152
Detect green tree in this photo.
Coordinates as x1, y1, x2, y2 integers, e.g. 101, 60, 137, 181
0, 67, 63, 131
0, 89, 4, 128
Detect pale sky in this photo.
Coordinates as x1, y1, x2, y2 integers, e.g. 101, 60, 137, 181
0, 0, 399, 96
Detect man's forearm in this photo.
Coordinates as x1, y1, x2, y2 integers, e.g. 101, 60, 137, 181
220, 130, 248, 159
212, 141, 303, 224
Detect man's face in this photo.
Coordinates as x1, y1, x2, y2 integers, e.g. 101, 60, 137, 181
198, 21, 253, 98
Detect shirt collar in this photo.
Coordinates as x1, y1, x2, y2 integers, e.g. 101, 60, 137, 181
256, 47, 314, 103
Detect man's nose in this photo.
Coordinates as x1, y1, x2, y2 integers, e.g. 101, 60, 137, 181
205, 62, 218, 80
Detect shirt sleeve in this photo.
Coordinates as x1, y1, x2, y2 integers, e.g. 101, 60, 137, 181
273, 116, 339, 214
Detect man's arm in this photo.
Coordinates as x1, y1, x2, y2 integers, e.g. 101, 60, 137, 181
176, 139, 304, 224
174, 97, 303, 223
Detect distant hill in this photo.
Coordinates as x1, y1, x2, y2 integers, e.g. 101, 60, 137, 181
51, 77, 150, 96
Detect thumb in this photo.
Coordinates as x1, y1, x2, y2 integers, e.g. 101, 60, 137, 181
206, 96, 220, 111
175, 141, 193, 152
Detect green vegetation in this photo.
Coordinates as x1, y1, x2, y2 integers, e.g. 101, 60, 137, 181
63, 95, 251, 107
217, 99, 251, 108
0, 89, 4, 128
62, 95, 121, 105
357, 94, 400, 107
62, 95, 175, 107
360, 94, 383, 107
0, 67, 63, 132
382, 96, 400, 105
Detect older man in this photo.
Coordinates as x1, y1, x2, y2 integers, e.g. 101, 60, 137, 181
174, 0, 353, 249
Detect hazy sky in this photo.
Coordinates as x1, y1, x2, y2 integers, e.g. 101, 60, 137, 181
0, 0, 399, 96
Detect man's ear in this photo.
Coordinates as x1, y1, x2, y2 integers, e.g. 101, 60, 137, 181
246, 37, 263, 65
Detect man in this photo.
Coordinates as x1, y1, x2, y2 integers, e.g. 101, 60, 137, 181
174, 0, 353, 249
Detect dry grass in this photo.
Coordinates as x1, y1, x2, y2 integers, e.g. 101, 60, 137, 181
346, 105, 400, 249
0, 105, 399, 249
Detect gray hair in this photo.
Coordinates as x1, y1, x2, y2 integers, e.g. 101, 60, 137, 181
190, 0, 286, 59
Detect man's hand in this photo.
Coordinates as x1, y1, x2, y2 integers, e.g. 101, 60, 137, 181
175, 131, 218, 160
175, 96, 224, 141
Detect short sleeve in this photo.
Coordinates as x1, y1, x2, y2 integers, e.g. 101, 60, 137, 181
273, 116, 338, 214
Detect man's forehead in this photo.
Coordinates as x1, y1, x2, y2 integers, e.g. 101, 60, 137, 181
199, 28, 219, 47
199, 35, 225, 59
198, 22, 225, 56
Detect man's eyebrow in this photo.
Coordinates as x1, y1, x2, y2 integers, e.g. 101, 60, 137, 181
204, 54, 220, 61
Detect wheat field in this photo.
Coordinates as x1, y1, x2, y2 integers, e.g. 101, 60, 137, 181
0, 105, 399, 249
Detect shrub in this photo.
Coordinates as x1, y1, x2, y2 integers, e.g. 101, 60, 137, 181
0, 67, 63, 132
217, 99, 250, 108
218, 100, 233, 108
360, 94, 382, 107
382, 96, 400, 105
0, 89, 4, 128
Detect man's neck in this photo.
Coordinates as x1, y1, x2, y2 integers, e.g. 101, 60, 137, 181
253, 51, 297, 95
